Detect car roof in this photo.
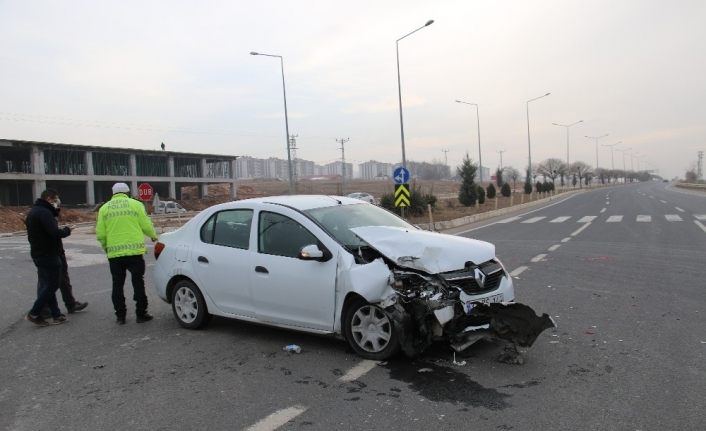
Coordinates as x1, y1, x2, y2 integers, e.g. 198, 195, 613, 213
215, 195, 365, 212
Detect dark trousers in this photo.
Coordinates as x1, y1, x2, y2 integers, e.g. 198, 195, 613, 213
30, 255, 63, 318
108, 255, 147, 318
39, 253, 76, 313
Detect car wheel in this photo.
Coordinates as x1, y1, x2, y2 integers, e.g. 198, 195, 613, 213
171, 279, 211, 329
343, 297, 400, 360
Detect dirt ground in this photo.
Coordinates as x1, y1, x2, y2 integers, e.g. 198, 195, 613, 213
1, 179, 557, 234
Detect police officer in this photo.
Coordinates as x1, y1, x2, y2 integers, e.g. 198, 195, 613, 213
96, 183, 158, 324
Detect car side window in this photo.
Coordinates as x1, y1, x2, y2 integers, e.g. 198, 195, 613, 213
258, 211, 318, 258
201, 209, 253, 249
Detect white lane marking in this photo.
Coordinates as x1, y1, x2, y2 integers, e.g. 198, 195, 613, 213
660, 200, 667, 204
695, 215, 706, 221
600, 208, 607, 213
571, 223, 592, 236
548, 244, 561, 251
521, 216, 546, 224
338, 360, 378, 383
649, 195, 655, 199
246, 406, 308, 431
496, 216, 521, 224
606, 215, 623, 223
510, 266, 528, 277
549, 216, 571, 223
605, 201, 610, 205
561, 237, 571, 243
695, 220, 706, 233
455, 193, 582, 235
665, 214, 683, 222
636, 215, 651, 222
531, 254, 547, 262
577, 216, 597, 223
675, 207, 685, 213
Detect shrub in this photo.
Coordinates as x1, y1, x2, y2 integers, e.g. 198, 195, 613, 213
486, 183, 496, 199
501, 183, 511, 197
535, 181, 542, 193
477, 185, 486, 204
379, 186, 436, 217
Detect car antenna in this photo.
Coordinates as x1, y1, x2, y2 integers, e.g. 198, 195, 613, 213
328, 195, 343, 205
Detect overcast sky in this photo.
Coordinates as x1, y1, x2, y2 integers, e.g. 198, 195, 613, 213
1, 0, 704, 179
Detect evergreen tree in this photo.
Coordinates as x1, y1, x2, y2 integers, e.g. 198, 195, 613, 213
457, 154, 478, 206
501, 182, 511, 197
524, 169, 533, 194
477, 185, 486, 204
486, 183, 496, 199
495, 168, 504, 187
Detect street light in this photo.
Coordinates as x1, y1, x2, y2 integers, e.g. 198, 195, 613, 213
603, 141, 621, 170
527, 92, 551, 179
455, 100, 483, 184
585, 133, 609, 171
250, 51, 294, 194
396, 19, 434, 171
552, 120, 583, 166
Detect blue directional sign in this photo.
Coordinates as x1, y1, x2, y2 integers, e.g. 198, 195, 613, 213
393, 167, 410, 184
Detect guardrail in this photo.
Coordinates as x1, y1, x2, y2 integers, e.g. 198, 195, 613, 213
675, 182, 706, 190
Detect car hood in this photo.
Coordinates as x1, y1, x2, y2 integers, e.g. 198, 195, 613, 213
350, 226, 496, 274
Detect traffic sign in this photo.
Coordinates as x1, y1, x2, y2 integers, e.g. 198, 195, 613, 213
393, 167, 410, 184
138, 183, 154, 201
394, 184, 410, 207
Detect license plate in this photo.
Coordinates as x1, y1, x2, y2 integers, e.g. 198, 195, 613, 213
464, 293, 503, 314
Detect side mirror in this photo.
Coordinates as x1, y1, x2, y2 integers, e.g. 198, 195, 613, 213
298, 244, 331, 262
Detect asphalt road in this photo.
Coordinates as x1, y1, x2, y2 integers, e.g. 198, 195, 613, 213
1, 181, 704, 430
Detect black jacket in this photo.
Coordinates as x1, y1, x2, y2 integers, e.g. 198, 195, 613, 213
26, 199, 71, 258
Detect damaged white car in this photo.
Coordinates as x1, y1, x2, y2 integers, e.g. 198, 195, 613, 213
152, 195, 554, 361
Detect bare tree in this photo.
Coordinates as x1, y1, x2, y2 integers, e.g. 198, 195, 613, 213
503, 166, 521, 191
537, 158, 567, 184
570, 161, 592, 188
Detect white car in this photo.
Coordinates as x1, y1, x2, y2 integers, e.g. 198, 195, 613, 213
346, 192, 377, 205
152, 195, 535, 360
155, 201, 187, 214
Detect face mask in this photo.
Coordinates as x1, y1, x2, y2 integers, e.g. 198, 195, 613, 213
51, 198, 61, 209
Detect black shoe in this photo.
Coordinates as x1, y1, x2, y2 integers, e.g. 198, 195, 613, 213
39, 308, 51, 320
116, 316, 126, 325
68, 301, 88, 313
26, 313, 50, 326
50, 314, 68, 325
136, 313, 153, 323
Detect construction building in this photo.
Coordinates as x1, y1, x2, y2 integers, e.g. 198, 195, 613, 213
0, 139, 238, 206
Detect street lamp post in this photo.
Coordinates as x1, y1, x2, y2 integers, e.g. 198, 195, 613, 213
603, 141, 621, 170
497, 149, 505, 170
552, 120, 583, 166
455, 100, 483, 184
585, 133, 609, 171
250, 51, 294, 194
526, 93, 551, 179
396, 19, 434, 171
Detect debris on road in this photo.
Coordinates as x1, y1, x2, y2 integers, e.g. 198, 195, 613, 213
283, 344, 302, 354
417, 368, 433, 373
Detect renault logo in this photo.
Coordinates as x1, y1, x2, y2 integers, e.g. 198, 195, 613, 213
473, 268, 486, 288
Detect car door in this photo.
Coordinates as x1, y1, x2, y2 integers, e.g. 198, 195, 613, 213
190, 208, 255, 317
250, 208, 338, 331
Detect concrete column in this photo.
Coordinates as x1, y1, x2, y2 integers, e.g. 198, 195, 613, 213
86, 151, 94, 175
200, 183, 209, 198
31, 145, 46, 200
33, 180, 47, 201
201, 158, 208, 178
130, 180, 138, 198
169, 181, 176, 199
85, 151, 95, 205
230, 159, 237, 200
168, 156, 174, 177
129, 154, 137, 177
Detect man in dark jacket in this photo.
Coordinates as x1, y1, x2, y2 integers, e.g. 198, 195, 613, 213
25, 189, 72, 326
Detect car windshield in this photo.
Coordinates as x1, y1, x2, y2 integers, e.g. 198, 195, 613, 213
304, 203, 413, 248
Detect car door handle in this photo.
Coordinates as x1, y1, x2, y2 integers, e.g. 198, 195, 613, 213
255, 266, 268, 274
197, 256, 209, 263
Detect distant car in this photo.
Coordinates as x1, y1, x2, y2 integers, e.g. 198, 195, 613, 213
662, 179, 668, 183
155, 201, 187, 214
148, 195, 548, 361
346, 192, 377, 205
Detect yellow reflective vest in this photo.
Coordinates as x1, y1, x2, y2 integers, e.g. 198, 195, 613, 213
96, 193, 158, 258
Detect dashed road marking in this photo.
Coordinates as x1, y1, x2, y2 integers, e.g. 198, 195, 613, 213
561, 237, 571, 243
600, 208, 607, 213
521, 216, 546, 224
531, 254, 547, 263
338, 360, 378, 383
665, 214, 683, 222
675, 207, 685, 213
577, 216, 597, 223
571, 223, 592, 236
606, 215, 623, 223
636, 215, 651, 222
660, 200, 667, 204
695, 220, 706, 234
497, 216, 521, 224
548, 244, 561, 251
246, 406, 308, 431
510, 266, 528, 277
550, 216, 571, 223
695, 215, 706, 221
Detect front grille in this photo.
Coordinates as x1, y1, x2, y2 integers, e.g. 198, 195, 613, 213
440, 260, 504, 294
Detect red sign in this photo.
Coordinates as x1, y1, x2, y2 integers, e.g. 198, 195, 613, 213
138, 183, 154, 201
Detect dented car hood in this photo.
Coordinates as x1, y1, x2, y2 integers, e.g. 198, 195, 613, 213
350, 226, 496, 274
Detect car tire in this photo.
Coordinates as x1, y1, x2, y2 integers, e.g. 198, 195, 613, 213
343, 297, 400, 360
171, 280, 211, 329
